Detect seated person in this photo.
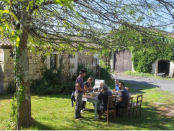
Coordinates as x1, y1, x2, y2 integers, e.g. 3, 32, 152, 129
116, 82, 129, 116
114, 79, 120, 91
100, 84, 112, 97
107, 88, 112, 97
97, 85, 109, 119
113, 79, 129, 92
81, 77, 94, 113
84, 77, 94, 92
98, 83, 104, 92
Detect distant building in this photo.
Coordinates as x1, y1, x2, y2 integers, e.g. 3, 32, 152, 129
0, 38, 99, 93
110, 32, 174, 77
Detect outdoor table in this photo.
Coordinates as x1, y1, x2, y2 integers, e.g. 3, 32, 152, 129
82, 95, 100, 121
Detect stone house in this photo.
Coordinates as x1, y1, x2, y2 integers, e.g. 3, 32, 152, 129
110, 32, 174, 77
0, 38, 99, 93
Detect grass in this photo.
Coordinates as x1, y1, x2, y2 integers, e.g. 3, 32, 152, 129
0, 82, 174, 130
125, 71, 174, 80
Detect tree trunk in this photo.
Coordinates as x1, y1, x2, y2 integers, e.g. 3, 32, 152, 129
17, 25, 31, 129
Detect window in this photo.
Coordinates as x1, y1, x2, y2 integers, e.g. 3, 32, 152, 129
50, 54, 57, 69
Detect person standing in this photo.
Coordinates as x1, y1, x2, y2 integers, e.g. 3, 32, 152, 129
74, 69, 87, 120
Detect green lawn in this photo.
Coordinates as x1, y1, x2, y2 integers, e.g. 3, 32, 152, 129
0, 82, 174, 130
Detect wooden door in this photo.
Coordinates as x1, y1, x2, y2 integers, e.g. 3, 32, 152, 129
114, 50, 132, 73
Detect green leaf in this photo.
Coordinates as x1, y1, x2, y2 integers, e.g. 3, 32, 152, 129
26, 5, 29, 11
16, 37, 20, 47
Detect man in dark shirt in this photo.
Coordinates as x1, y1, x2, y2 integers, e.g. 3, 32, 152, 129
97, 85, 109, 118
116, 82, 129, 116
74, 69, 87, 120
81, 77, 94, 113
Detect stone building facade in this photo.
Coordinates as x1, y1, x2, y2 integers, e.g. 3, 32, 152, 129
0, 39, 99, 93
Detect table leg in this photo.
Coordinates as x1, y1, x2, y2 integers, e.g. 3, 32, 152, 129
95, 101, 97, 121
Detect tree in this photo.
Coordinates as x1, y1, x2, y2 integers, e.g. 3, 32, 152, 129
0, 0, 174, 129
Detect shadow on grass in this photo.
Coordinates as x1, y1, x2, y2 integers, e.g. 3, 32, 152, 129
0, 94, 14, 100
29, 100, 174, 130
31, 120, 53, 130
29, 80, 173, 130
1, 80, 173, 129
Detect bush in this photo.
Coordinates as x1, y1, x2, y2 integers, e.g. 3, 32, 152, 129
30, 67, 75, 95
6, 79, 16, 94
31, 61, 115, 95
30, 55, 75, 95
125, 71, 155, 77
77, 63, 114, 88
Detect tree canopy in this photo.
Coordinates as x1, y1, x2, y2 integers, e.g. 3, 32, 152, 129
0, 0, 174, 52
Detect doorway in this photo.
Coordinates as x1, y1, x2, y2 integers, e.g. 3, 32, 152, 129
158, 60, 170, 75
114, 50, 132, 73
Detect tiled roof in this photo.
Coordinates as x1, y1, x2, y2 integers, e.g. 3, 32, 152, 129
0, 38, 12, 46
0, 31, 174, 47
162, 32, 174, 38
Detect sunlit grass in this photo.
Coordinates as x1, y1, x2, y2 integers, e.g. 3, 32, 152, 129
0, 83, 174, 130
125, 71, 174, 80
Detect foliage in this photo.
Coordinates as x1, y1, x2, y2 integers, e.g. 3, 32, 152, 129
76, 64, 96, 85
99, 51, 111, 72
30, 62, 114, 95
125, 71, 155, 77
8, 46, 25, 129
100, 68, 114, 87
31, 55, 75, 95
30, 68, 75, 95
1, 0, 174, 129
76, 63, 114, 87
125, 71, 174, 80
7, 96, 17, 130
6, 79, 16, 94
132, 41, 174, 73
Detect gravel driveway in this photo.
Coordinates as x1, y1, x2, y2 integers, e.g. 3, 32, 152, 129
112, 73, 174, 93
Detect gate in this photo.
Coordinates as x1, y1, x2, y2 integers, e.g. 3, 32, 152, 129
114, 50, 132, 73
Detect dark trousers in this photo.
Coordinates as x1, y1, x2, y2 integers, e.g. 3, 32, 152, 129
74, 93, 82, 119
116, 103, 126, 115
82, 101, 86, 109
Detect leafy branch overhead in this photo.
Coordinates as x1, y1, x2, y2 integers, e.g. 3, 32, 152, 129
0, 0, 174, 53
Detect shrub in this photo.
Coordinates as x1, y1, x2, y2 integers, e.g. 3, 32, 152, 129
31, 61, 115, 95
6, 79, 16, 94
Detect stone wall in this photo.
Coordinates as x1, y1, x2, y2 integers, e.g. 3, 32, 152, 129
28, 52, 46, 80
3, 49, 15, 91
1, 49, 100, 92
2, 49, 47, 91
170, 61, 174, 77
78, 51, 99, 70
0, 49, 4, 93
151, 61, 158, 76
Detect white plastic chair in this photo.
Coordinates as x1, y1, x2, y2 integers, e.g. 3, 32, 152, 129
93, 79, 105, 89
